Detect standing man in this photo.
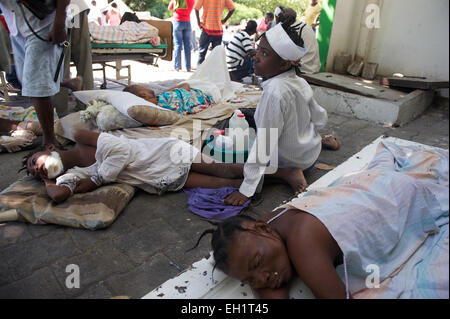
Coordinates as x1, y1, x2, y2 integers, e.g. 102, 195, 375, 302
0, 0, 70, 148
302, 0, 322, 32
194, 0, 235, 66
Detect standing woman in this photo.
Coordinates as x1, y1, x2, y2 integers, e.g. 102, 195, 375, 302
168, 0, 195, 72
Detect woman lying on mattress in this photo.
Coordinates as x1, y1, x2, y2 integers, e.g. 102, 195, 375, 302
190, 142, 449, 299
123, 83, 215, 115
22, 129, 245, 203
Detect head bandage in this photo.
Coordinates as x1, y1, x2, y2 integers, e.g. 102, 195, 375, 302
274, 6, 282, 17
45, 151, 64, 179
265, 23, 307, 62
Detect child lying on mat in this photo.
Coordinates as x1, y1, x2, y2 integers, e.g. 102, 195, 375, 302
22, 129, 245, 203
123, 83, 215, 115
191, 142, 449, 299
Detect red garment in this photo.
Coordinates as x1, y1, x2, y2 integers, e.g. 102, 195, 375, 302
0, 15, 9, 33
257, 17, 267, 32
169, 0, 195, 22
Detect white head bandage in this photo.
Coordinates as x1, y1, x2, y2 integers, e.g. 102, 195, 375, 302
274, 6, 282, 17
45, 151, 64, 179
265, 23, 307, 62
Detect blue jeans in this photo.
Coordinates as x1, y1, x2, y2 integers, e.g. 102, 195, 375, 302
197, 30, 222, 65
173, 21, 192, 70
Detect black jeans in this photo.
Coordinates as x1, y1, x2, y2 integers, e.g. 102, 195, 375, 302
197, 30, 222, 65
230, 56, 253, 82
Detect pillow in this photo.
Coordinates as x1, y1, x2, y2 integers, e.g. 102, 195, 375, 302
73, 90, 182, 126
0, 177, 135, 230
80, 100, 142, 131
54, 111, 98, 142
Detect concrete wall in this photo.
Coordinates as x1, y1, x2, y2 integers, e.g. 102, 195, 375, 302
326, 0, 449, 96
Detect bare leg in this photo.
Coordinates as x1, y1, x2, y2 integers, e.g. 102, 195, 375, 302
61, 76, 83, 92
184, 171, 243, 189
73, 129, 100, 147
190, 154, 244, 179
32, 97, 55, 147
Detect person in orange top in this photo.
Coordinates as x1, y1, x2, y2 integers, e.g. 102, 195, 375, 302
194, 0, 235, 65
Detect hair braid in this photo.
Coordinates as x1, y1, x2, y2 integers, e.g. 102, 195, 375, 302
187, 215, 257, 275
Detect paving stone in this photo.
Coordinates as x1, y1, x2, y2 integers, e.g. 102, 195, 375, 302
0, 267, 64, 299
3, 229, 80, 280
66, 215, 134, 251
0, 222, 33, 248
0, 251, 13, 286
75, 282, 113, 299
105, 253, 179, 299
113, 218, 179, 265
51, 241, 134, 298
119, 190, 185, 229
26, 223, 64, 239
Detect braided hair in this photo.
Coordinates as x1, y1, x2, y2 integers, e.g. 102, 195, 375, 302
281, 20, 305, 76
187, 215, 259, 275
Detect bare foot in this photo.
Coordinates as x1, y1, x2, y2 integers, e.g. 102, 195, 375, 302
322, 134, 340, 151
271, 167, 308, 195
61, 76, 83, 92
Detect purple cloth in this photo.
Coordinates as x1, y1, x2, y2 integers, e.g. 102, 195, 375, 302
183, 187, 251, 220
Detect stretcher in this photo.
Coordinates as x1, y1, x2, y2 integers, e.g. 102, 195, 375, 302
91, 19, 173, 89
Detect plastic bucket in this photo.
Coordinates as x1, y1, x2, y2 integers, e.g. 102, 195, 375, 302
202, 136, 254, 163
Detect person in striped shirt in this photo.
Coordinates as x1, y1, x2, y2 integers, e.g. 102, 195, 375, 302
194, 0, 235, 65
226, 20, 257, 82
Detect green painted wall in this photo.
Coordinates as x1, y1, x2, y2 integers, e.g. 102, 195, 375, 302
317, 0, 337, 72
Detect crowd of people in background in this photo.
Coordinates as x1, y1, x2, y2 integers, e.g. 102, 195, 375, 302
88, 0, 122, 26
222, 1, 322, 82
167, 0, 322, 78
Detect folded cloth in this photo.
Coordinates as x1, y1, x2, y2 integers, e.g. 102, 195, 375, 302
184, 187, 250, 220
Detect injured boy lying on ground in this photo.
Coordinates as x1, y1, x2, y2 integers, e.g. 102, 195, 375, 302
22, 129, 247, 203
189, 141, 449, 299
21, 127, 342, 207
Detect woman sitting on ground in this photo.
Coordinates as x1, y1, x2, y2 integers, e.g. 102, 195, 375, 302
22, 129, 246, 203
224, 17, 339, 207
123, 83, 215, 115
